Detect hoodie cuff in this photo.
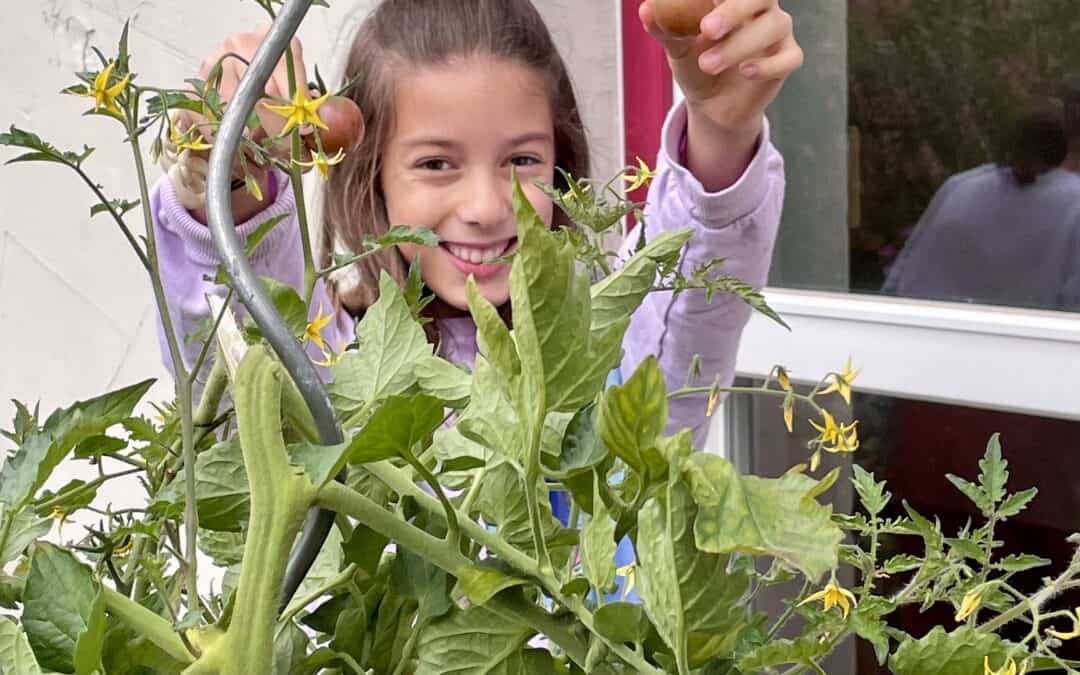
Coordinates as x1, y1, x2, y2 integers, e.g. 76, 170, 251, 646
658, 99, 773, 228
156, 170, 297, 267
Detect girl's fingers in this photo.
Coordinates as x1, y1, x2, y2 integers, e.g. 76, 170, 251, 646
738, 34, 804, 80
698, 6, 792, 74
700, 0, 776, 40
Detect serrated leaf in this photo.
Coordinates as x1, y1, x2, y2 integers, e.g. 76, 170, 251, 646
0, 504, 52, 566
581, 479, 617, 593
889, 626, 1018, 675
851, 464, 891, 516
89, 198, 140, 219
686, 453, 842, 581
244, 214, 289, 256
947, 474, 990, 514
997, 487, 1037, 519
0, 617, 42, 675
977, 434, 1008, 506
737, 634, 830, 671
995, 554, 1051, 572
473, 463, 562, 558
850, 597, 894, 665
589, 229, 691, 336
23, 543, 97, 673
454, 358, 521, 463
507, 173, 627, 415
596, 355, 667, 477
0, 126, 94, 166
154, 438, 250, 531
0, 379, 154, 509
365, 224, 440, 250
341, 522, 388, 578
329, 273, 432, 412
882, 554, 923, 574
414, 605, 532, 675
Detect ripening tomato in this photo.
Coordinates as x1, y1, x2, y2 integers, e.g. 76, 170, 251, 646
652, 0, 713, 36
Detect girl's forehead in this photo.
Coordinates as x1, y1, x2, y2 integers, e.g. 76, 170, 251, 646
388, 56, 554, 144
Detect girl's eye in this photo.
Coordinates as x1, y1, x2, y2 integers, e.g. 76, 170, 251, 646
510, 155, 542, 168
417, 158, 452, 171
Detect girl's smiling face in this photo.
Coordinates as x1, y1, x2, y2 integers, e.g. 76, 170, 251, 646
381, 55, 557, 310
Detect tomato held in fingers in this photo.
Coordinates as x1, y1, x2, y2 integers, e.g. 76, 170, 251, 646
306, 95, 364, 155
652, 0, 713, 36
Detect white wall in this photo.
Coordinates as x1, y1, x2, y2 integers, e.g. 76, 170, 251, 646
0, 0, 622, 420
0, 0, 623, 520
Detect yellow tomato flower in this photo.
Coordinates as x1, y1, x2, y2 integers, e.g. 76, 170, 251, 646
798, 580, 857, 619
782, 395, 795, 433
821, 357, 860, 404
294, 148, 346, 179
303, 304, 334, 352
114, 537, 134, 556
1047, 607, 1080, 640
264, 89, 331, 135
810, 410, 840, 445
984, 656, 1025, 675
624, 157, 656, 192
615, 562, 637, 599
832, 421, 860, 454
777, 367, 793, 392
83, 61, 130, 116
169, 122, 212, 152
955, 590, 983, 622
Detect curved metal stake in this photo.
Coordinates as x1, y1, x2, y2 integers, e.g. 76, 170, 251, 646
204, 0, 342, 612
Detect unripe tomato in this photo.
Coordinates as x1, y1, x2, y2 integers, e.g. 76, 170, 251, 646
307, 95, 364, 154
653, 0, 713, 36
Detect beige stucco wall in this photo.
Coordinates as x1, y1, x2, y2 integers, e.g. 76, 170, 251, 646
0, 0, 623, 419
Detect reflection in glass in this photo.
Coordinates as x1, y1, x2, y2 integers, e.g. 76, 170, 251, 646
735, 380, 1080, 674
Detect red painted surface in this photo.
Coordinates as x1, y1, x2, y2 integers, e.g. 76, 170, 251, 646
621, 0, 673, 225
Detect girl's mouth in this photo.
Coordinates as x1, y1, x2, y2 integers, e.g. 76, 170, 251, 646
442, 237, 518, 278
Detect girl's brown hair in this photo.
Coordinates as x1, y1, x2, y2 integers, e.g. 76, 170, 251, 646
321, 0, 590, 316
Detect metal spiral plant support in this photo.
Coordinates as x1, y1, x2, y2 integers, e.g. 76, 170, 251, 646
204, 0, 342, 613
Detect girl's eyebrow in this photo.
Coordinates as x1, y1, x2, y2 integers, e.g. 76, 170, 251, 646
401, 131, 554, 150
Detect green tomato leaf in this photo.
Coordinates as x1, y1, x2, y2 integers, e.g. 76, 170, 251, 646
156, 438, 250, 531
0, 379, 154, 509
850, 464, 891, 517
593, 602, 650, 645
977, 433, 1008, 506
589, 228, 691, 336
23, 543, 98, 673
596, 356, 667, 476
581, 479, 617, 593
0, 126, 95, 166
686, 453, 842, 582
455, 358, 522, 463
636, 492, 688, 672
889, 626, 1018, 675
0, 504, 52, 567
506, 173, 627, 416
329, 272, 433, 413
0, 616, 42, 675
414, 605, 533, 675
414, 356, 472, 408
452, 563, 527, 608
997, 487, 1038, 519
244, 214, 289, 257
341, 522, 389, 579
994, 553, 1051, 573
737, 634, 830, 671
73, 590, 106, 675
946, 474, 989, 515
466, 279, 520, 379
393, 549, 452, 622
548, 403, 608, 479
347, 394, 444, 464
366, 224, 441, 250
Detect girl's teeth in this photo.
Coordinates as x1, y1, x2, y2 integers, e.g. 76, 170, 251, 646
447, 242, 506, 264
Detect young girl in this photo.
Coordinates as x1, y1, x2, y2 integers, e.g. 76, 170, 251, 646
154, 0, 802, 450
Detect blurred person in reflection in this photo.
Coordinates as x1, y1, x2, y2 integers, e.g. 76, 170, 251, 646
882, 99, 1080, 311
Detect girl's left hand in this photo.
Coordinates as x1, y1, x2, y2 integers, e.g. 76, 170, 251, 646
640, 0, 803, 139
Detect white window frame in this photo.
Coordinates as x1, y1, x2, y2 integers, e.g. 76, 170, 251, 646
708, 288, 1080, 456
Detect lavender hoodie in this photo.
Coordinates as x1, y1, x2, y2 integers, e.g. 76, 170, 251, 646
152, 101, 785, 447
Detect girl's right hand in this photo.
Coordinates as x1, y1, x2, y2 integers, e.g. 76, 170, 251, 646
174, 27, 315, 164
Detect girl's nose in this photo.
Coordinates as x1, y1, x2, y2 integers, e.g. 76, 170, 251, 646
456, 171, 511, 228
